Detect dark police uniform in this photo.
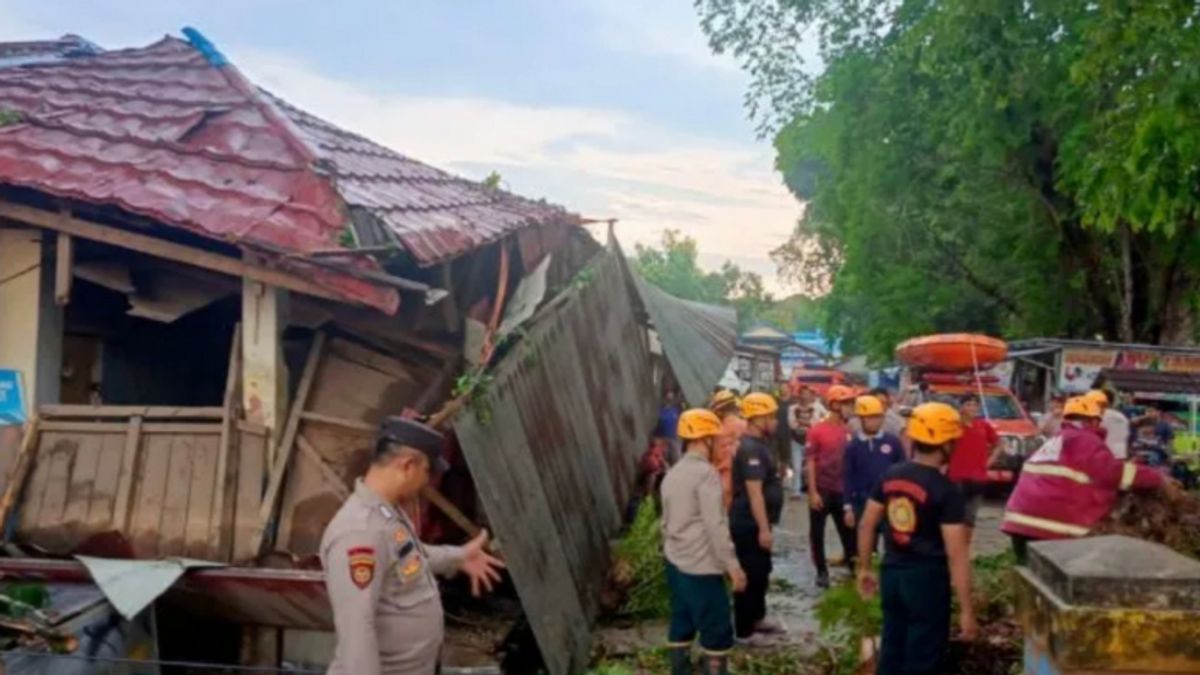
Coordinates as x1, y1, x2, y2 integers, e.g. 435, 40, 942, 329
728, 434, 783, 639
870, 462, 966, 675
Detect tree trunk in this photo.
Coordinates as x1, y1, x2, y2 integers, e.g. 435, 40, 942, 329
1118, 224, 1135, 342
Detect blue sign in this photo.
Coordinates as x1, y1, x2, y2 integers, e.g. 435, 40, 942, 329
0, 370, 26, 424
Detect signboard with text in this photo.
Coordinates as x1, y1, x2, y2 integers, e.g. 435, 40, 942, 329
1059, 347, 1200, 393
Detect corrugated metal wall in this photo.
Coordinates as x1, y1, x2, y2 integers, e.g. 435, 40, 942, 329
455, 243, 656, 675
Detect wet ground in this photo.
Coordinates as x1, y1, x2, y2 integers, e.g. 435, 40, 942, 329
596, 496, 1010, 655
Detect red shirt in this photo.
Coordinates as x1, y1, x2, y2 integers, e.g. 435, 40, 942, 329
948, 418, 999, 482
806, 419, 851, 494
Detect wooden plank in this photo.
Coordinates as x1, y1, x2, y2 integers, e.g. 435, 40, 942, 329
55, 232, 73, 306
250, 333, 325, 557
420, 484, 480, 539
111, 416, 143, 532
157, 435, 193, 558
0, 202, 357, 305
299, 411, 376, 434
210, 323, 242, 560
35, 436, 76, 550
328, 337, 414, 380
40, 421, 134, 434
85, 433, 125, 532
296, 435, 350, 500
237, 421, 269, 435
0, 417, 39, 539
184, 434, 219, 559
60, 432, 101, 545
142, 423, 223, 435
39, 405, 224, 420
129, 430, 170, 557
232, 426, 267, 563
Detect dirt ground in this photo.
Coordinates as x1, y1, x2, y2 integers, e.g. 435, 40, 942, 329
595, 496, 1011, 655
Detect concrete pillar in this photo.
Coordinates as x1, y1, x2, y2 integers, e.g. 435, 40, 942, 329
1018, 535, 1200, 674
0, 229, 62, 414
242, 280, 289, 453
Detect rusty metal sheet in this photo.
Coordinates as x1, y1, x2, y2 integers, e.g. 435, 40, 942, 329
455, 244, 656, 675
631, 272, 737, 407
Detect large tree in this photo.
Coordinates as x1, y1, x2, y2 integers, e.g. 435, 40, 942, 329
698, 0, 1200, 360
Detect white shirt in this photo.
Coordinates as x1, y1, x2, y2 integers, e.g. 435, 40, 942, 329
1101, 409, 1130, 459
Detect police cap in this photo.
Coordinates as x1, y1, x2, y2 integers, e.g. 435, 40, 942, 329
377, 417, 450, 472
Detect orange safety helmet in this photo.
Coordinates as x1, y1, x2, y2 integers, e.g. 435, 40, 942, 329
678, 408, 723, 440
740, 392, 779, 419
907, 402, 963, 446
1063, 396, 1101, 419
854, 395, 885, 417
709, 389, 741, 414
825, 385, 856, 405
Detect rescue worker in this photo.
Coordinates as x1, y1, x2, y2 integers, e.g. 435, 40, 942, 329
805, 384, 858, 588
856, 402, 978, 675
322, 417, 505, 675
1087, 389, 1130, 459
729, 392, 785, 645
947, 394, 1001, 544
1001, 396, 1174, 564
709, 389, 746, 510
842, 396, 905, 544
662, 408, 748, 675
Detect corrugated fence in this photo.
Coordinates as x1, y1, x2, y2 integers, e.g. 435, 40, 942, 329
455, 242, 656, 675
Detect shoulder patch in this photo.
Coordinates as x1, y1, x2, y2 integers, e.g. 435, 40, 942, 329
347, 546, 376, 589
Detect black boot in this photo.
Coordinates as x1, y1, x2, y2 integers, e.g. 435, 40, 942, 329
669, 645, 694, 675
699, 653, 730, 675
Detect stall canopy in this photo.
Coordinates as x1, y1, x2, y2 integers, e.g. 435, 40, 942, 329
1099, 369, 1200, 397
631, 273, 738, 406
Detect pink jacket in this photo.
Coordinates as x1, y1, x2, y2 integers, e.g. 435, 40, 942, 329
1002, 423, 1163, 540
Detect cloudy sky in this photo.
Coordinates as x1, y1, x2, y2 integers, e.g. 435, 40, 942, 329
1, 0, 803, 292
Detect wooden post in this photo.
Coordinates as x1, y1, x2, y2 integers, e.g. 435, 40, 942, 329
209, 323, 242, 559
0, 229, 62, 410
111, 415, 143, 531
0, 416, 40, 539
249, 332, 325, 557
242, 280, 289, 455
54, 233, 73, 306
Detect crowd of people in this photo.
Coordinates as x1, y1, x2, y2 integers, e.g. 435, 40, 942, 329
647, 383, 1183, 675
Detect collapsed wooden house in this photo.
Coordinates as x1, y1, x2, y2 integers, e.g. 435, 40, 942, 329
0, 31, 736, 674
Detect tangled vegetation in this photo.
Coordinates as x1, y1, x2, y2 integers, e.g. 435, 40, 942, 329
605, 499, 670, 619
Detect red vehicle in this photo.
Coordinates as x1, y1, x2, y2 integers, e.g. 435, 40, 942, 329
787, 367, 847, 398
897, 334, 1042, 484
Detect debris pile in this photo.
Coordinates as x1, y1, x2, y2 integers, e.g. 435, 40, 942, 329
1093, 489, 1200, 558
601, 501, 669, 619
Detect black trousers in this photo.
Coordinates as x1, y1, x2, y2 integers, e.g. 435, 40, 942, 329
809, 491, 857, 577
877, 562, 951, 675
731, 529, 771, 638
666, 563, 734, 652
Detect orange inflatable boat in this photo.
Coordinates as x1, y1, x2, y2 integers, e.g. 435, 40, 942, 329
895, 333, 1008, 372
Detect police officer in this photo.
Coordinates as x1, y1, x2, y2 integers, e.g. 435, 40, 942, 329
321, 417, 504, 675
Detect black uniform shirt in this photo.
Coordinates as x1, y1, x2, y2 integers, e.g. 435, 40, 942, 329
870, 462, 965, 566
729, 435, 784, 535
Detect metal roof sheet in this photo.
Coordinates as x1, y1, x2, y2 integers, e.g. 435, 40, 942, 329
631, 272, 738, 407
0, 31, 579, 310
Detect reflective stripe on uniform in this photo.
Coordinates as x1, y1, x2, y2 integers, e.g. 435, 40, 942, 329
1020, 462, 1091, 485
1003, 511, 1090, 537
1119, 462, 1137, 491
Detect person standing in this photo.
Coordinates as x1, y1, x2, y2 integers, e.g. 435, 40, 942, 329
805, 385, 858, 588
842, 396, 905, 545
946, 395, 1002, 543
709, 390, 746, 509
870, 387, 907, 439
728, 392, 785, 645
322, 418, 505, 675
1038, 395, 1066, 437
788, 386, 827, 497
658, 388, 684, 464
1001, 396, 1175, 564
856, 402, 978, 675
662, 408, 748, 675
1088, 389, 1130, 459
